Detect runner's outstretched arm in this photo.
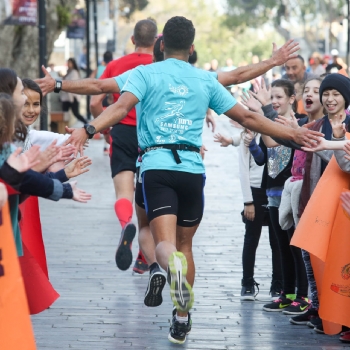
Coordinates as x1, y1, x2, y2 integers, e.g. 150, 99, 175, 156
224, 103, 323, 147
217, 40, 299, 86
35, 66, 120, 96
65, 92, 139, 155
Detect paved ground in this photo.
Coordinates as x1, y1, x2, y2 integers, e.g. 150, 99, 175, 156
32, 116, 348, 349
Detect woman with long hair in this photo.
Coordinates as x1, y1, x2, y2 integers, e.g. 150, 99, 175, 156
60, 58, 88, 124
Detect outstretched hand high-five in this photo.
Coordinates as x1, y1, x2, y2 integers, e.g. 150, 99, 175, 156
65, 126, 88, 157
35, 66, 56, 96
271, 40, 300, 66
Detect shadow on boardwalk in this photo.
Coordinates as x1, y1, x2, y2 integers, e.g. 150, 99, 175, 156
32, 117, 347, 349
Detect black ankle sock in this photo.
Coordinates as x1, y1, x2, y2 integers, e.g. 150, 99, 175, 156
149, 262, 159, 273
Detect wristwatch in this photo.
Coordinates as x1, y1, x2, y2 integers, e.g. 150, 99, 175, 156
54, 79, 62, 93
83, 124, 96, 139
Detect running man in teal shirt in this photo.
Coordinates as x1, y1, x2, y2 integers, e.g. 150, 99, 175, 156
65, 16, 323, 345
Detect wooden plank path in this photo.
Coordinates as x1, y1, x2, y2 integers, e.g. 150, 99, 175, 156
32, 116, 348, 349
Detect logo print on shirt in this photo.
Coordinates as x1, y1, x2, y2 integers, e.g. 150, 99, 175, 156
169, 84, 189, 96
155, 136, 165, 144
156, 101, 185, 123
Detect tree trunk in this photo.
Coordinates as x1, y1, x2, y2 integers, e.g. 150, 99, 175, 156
0, 0, 75, 79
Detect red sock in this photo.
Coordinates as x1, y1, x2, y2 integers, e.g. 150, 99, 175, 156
114, 198, 133, 228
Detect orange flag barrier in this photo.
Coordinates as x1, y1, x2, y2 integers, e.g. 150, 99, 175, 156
292, 155, 350, 261
0, 202, 36, 350
291, 143, 350, 334
20, 196, 48, 278
18, 196, 59, 314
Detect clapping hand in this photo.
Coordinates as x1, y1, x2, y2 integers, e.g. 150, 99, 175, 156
7, 145, 41, 172
64, 156, 92, 179
243, 130, 255, 147
70, 181, 92, 203
241, 90, 263, 113
214, 133, 233, 147
275, 111, 299, 129
250, 78, 271, 106
330, 114, 346, 139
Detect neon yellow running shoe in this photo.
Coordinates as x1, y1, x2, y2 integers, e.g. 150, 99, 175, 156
168, 252, 194, 312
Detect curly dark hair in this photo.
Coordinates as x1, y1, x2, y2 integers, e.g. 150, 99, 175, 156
189, 50, 197, 65
163, 16, 195, 53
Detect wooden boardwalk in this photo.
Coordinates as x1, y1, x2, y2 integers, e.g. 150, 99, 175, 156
32, 116, 347, 349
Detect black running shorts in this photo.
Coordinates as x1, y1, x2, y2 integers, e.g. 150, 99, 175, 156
110, 124, 138, 178
142, 170, 206, 227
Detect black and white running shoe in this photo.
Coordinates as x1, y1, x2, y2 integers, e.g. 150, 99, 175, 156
168, 313, 192, 344
144, 266, 166, 307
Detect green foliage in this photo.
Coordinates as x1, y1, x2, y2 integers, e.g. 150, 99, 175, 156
119, 0, 149, 19
56, 5, 71, 30
225, 0, 347, 30
142, 0, 284, 67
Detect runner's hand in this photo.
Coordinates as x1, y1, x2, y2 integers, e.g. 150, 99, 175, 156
70, 181, 92, 203
34, 65, 56, 96
64, 156, 92, 179
244, 204, 255, 221
271, 39, 300, 66
293, 127, 324, 147
330, 114, 346, 139
214, 133, 233, 147
0, 183, 8, 209
64, 126, 88, 156
200, 145, 208, 159
206, 110, 216, 132
7, 145, 41, 172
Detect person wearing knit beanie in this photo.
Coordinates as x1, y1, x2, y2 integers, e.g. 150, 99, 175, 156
319, 73, 350, 109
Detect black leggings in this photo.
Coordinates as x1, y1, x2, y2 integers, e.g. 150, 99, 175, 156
242, 187, 282, 282
269, 206, 308, 298
62, 98, 88, 124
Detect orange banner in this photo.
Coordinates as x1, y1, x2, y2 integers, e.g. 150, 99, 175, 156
0, 202, 36, 350
291, 142, 350, 334
292, 155, 350, 261
319, 198, 350, 329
